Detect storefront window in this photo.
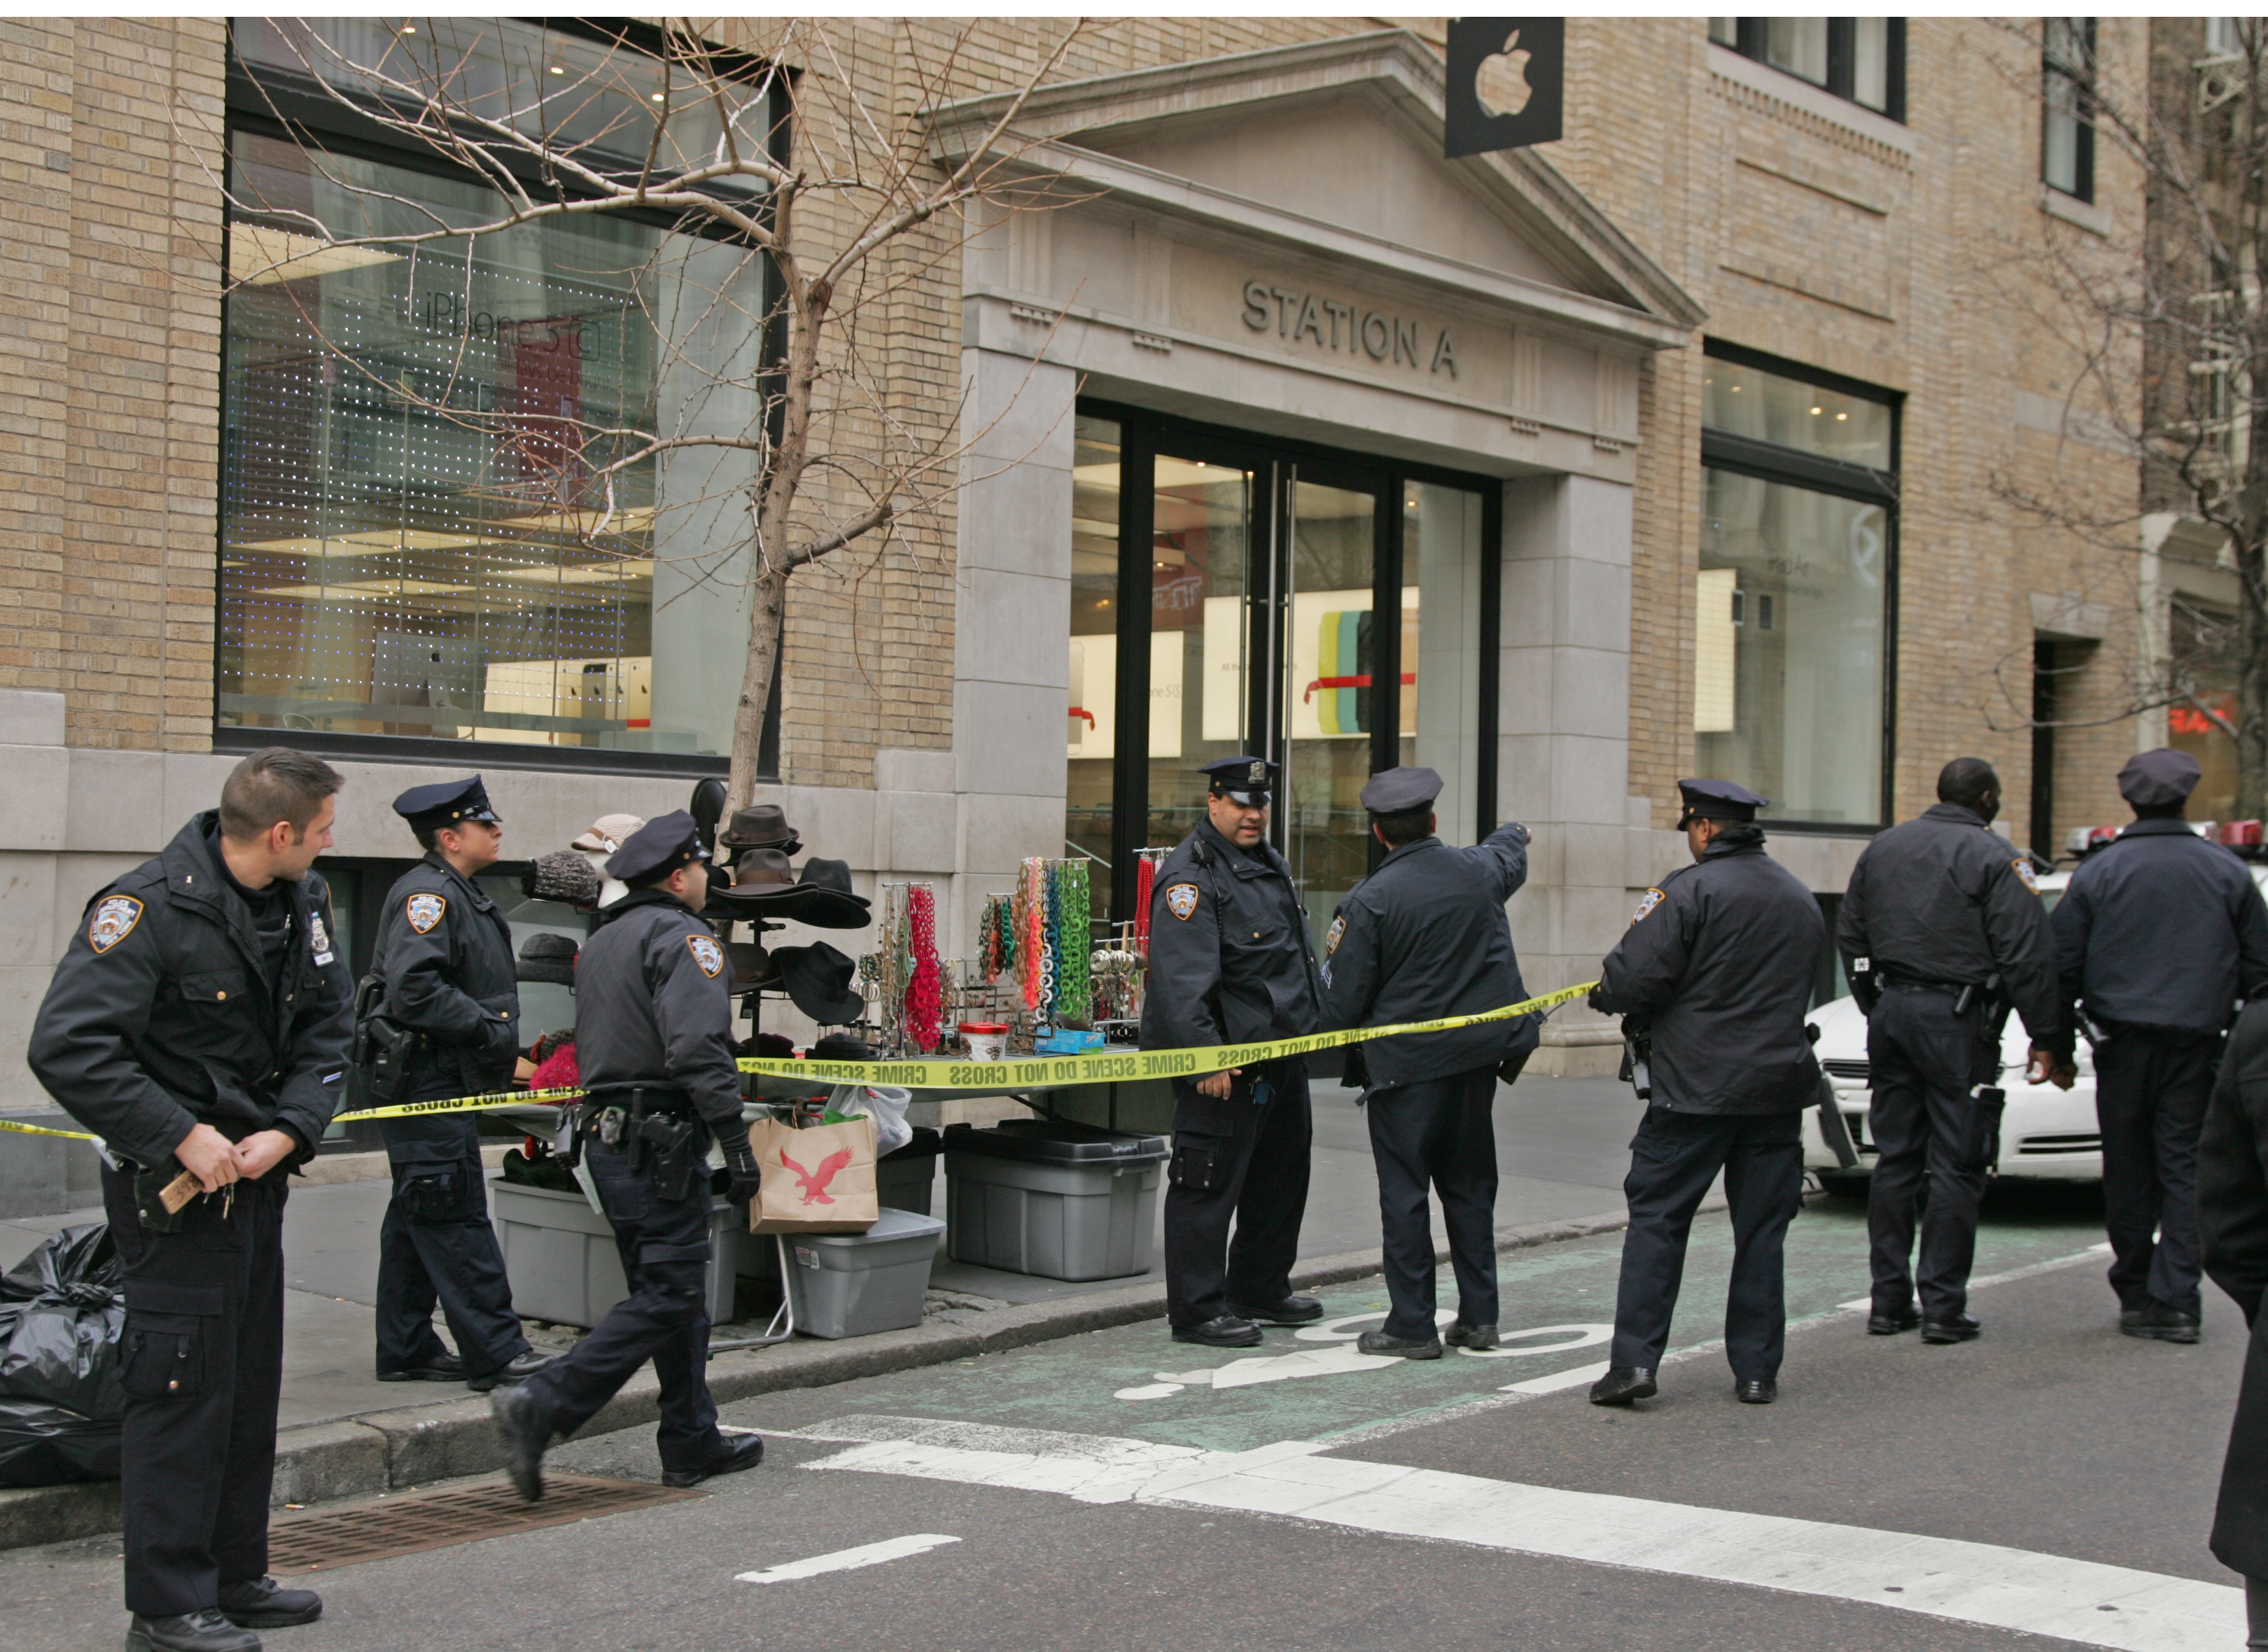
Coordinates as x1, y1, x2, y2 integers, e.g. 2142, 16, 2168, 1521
2169, 600, 2240, 824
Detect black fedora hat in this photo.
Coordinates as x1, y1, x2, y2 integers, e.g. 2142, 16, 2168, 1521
726, 941, 780, 991
516, 932, 580, 987
713, 856, 871, 930
771, 941, 867, 1024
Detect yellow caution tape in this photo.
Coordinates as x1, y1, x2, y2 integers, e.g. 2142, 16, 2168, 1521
735, 979, 1598, 1091
0, 1116, 99, 1142
328, 1086, 586, 1124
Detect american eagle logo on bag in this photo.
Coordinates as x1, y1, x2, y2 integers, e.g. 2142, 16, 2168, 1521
1630, 888, 1665, 925
2011, 858, 2040, 895
781, 1146, 854, 1205
1165, 882, 1200, 921
88, 895, 144, 954
687, 935, 724, 976
405, 893, 446, 934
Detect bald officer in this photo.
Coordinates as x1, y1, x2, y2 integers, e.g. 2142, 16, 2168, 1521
366, 776, 546, 1393
1321, 766, 1535, 1359
490, 812, 764, 1501
2056, 748, 2268, 1343
1590, 780, 1825, 1407
1143, 756, 1326, 1349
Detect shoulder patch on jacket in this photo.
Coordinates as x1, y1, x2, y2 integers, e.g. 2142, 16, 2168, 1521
1164, 882, 1200, 921
88, 895, 144, 954
405, 892, 447, 934
1326, 913, 1347, 955
1629, 888, 1665, 925
2010, 858, 2040, 895
686, 934, 724, 977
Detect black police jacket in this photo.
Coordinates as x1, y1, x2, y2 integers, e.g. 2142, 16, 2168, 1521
1594, 825, 1824, 1114
370, 854, 521, 1102
2199, 999, 2268, 1575
2053, 819, 2268, 1034
1320, 823, 1537, 1091
1837, 802, 2062, 1052
1139, 820, 1322, 1054
27, 811, 354, 1169
574, 888, 743, 1130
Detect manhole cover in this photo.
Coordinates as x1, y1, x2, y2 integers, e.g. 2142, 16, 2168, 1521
267, 1475, 705, 1571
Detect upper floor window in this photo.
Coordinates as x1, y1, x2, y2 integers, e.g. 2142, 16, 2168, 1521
1709, 18, 1905, 120
2043, 18, 2095, 201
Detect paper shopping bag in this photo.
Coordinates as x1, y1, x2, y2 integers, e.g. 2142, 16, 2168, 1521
748, 1113, 878, 1234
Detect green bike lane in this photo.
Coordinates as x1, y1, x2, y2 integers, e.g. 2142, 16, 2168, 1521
735, 1186, 2110, 1453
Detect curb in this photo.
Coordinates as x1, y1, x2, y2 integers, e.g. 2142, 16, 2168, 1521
0, 1203, 1655, 1551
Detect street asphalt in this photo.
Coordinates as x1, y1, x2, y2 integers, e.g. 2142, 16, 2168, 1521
4, 1170, 2247, 1651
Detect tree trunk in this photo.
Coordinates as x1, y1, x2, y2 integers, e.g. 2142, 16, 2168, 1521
2239, 541, 2268, 821
728, 559, 792, 811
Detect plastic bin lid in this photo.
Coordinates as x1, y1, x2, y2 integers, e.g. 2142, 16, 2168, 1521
943, 1119, 1168, 1164
797, 1207, 946, 1247
878, 1126, 944, 1161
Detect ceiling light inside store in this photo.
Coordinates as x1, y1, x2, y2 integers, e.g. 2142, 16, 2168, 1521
651, 92, 666, 102
1810, 406, 1823, 415
550, 64, 564, 74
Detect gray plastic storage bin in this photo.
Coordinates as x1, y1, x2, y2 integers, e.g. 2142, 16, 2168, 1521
784, 1207, 945, 1338
491, 1178, 738, 1329
943, 1121, 1167, 1281
875, 1128, 943, 1217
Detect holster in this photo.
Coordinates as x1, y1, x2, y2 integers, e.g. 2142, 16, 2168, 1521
552, 1102, 585, 1171
638, 1113, 702, 1201
1968, 1084, 2007, 1176
1619, 1030, 1653, 1102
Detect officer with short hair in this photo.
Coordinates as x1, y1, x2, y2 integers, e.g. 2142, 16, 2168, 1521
2055, 748, 2268, 1343
1320, 766, 1535, 1359
1143, 756, 1326, 1348
1589, 780, 1825, 1408
490, 812, 764, 1501
1839, 757, 2071, 1346
28, 747, 351, 1652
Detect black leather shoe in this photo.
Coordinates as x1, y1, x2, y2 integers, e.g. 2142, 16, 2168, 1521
467, 1351, 554, 1392
125, 1609, 259, 1652
1171, 1315, 1263, 1348
1589, 1366, 1657, 1406
1225, 1294, 1324, 1326
1866, 1308, 1920, 1336
1921, 1313, 1981, 1345
217, 1576, 321, 1628
1445, 1322, 1499, 1350
2122, 1301, 2202, 1344
489, 1382, 551, 1502
662, 1427, 765, 1489
1735, 1378, 1777, 1405
1355, 1328, 1443, 1359
376, 1353, 465, 1382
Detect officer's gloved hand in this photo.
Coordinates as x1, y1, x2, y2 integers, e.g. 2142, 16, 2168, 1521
721, 1130, 762, 1205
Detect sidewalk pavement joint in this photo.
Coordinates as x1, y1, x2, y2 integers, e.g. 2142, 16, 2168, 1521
0, 1201, 1664, 1553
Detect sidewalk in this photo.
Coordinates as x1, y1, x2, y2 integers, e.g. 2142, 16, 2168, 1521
0, 1075, 1642, 1547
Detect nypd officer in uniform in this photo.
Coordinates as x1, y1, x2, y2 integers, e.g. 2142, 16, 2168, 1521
1588, 780, 1824, 1407
2055, 748, 2268, 1343
490, 811, 764, 1500
29, 748, 351, 1652
365, 776, 547, 1392
1838, 757, 2070, 1345
1320, 766, 1536, 1358
1143, 756, 1326, 1348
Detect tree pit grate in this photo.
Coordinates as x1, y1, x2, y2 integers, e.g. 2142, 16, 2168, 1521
266, 1475, 706, 1571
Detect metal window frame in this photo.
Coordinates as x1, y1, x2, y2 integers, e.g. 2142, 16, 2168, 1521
1724, 17, 1907, 122
2042, 17, 2097, 204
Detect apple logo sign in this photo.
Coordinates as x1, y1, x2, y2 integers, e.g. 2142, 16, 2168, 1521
1443, 16, 1564, 158
1477, 27, 1534, 118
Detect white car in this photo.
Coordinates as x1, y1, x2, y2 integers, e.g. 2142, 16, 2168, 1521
1804, 852, 2268, 1189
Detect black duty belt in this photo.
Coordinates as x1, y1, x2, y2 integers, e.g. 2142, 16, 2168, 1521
1880, 974, 1975, 995
581, 1084, 694, 1116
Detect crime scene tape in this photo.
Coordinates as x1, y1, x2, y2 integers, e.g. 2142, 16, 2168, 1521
0, 1116, 99, 1143
330, 1086, 585, 1125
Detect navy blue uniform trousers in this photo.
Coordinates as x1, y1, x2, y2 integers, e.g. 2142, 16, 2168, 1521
1609, 1107, 1804, 1381
375, 1114, 529, 1379
512, 1138, 722, 1474
2094, 1025, 2222, 1317
1367, 1066, 1499, 1339
1163, 1056, 1310, 1326
102, 1163, 286, 1618
1865, 988, 2000, 1320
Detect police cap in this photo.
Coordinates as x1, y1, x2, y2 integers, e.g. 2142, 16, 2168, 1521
393, 774, 500, 834
1202, 755, 1278, 805
2117, 747, 2202, 809
1359, 766, 1444, 816
1676, 778, 1768, 825
607, 810, 705, 888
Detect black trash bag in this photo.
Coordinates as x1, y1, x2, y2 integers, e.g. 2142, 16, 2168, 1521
0, 1224, 126, 1487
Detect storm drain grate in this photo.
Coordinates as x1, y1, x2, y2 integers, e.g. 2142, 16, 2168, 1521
267, 1475, 705, 1572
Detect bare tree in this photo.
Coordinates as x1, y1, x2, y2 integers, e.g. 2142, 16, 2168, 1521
217, 18, 1086, 804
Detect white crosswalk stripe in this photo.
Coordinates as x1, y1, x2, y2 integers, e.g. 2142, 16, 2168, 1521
737, 1532, 962, 1583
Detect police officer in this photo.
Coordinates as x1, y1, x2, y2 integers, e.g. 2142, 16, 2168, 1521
489, 812, 764, 1501
2055, 748, 2268, 1343
1143, 755, 1326, 1348
366, 776, 547, 1392
2199, 996, 2268, 1638
1839, 757, 2070, 1345
28, 748, 351, 1652
1588, 780, 1824, 1408
1320, 766, 1535, 1359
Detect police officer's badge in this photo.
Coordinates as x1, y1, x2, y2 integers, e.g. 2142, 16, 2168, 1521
405, 893, 447, 934
2011, 858, 2040, 895
1164, 882, 1200, 921
687, 935, 724, 977
1629, 888, 1665, 925
88, 895, 144, 953
1326, 914, 1346, 955
309, 912, 335, 967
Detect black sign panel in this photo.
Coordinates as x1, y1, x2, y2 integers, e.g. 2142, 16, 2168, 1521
1443, 18, 1564, 158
